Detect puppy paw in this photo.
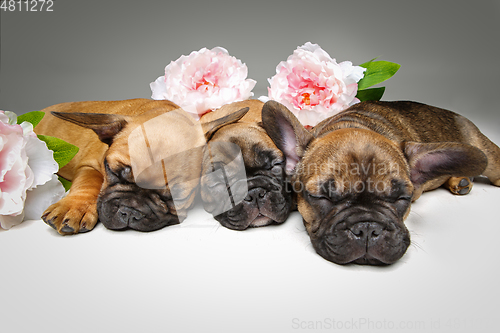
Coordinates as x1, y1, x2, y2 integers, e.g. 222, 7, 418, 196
41, 196, 98, 235
446, 177, 473, 195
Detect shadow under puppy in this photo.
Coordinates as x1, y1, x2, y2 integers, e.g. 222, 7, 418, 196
262, 100, 500, 265
199, 100, 293, 230
35, 98, 247, 235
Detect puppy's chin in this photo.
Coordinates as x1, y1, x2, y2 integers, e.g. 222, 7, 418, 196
215, 210, 277, 231
308, 206, 410, 265
97, 190, 182, 232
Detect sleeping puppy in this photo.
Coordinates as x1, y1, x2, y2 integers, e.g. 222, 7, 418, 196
199, 100, 293, 230
262, 100, 500, 265
35, 98, 248, 234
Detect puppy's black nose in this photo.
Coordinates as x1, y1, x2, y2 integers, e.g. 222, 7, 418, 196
244, 187, 267, 202
117, 206, 144, 224
349, 222, 384, 239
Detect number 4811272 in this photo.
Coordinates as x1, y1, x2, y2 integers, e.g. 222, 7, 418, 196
0, 0, 54, 11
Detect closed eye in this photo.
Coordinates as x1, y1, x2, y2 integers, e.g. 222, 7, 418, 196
104, 160, 120, 181
270, 161, 284, 175
386, 179, 412, 203
104, 159, 133, 183
308, 193, 329, 200
306, 192, 334, 203
383, 194, 412, 203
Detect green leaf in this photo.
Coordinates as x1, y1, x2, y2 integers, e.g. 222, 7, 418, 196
356, 87, 386, 102
17, 111, 45, 127
357, 60, 401, 90
58, 176, 73, 192
37, 135, 79, 169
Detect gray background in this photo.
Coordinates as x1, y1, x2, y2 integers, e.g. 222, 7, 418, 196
1, 1, 500, 333
1, 0, 499, 125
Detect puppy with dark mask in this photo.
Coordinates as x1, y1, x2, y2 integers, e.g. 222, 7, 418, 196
35, 98, 247, 234
262, 100, 500, 265
199, 100, 293, 230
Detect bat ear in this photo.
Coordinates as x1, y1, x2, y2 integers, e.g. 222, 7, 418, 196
261, 101, 314, 175
51, 112, 128, 145
201, 107, 249, 141
404, 141, 488, 187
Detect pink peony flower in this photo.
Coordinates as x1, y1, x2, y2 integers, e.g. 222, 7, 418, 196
150, 47, 256, 119
264, 42, 366, 127
0, 111, 65, 229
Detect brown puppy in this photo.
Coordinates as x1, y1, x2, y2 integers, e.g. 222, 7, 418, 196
262, 100, 500, 265
199, 100, 293, 230
35, 98, 248, 235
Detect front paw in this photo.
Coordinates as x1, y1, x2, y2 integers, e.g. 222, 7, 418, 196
41, 196, 98, 235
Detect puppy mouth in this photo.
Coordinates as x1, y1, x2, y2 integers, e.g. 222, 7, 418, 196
97, 190, 181, 232
250, 214, 274, 227
310, 207, 410, 265
223, 212, 275, 230
204, 172, 292, 229
215, 185, 291, 230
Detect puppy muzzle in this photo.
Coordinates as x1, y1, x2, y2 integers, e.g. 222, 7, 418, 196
97, 189, 181, 232
310, 206, 410, 265
213, 175, 292, 230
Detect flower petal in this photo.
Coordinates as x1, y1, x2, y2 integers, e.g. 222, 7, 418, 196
0, 148, 28, 215
258, 96, 270, 103
24, 135, 59, 189
0, 131, 26, 182
1, 111, 18, 125
23, 174, 66, 221
0, 212, 24, 230
150, 75, 168, 100
20, 121, 37, 137
339, 61, 366, 85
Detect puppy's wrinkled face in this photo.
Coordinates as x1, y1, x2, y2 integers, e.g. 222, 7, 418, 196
201, 123, 293, 230
97, 109, 206, 231
97, 155, 182, 231
296, 129, 413, 265
262, 100, 490, 265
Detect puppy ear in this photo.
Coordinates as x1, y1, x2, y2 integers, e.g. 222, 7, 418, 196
404, 141, 488, 186
261, 101, 314, 175
202, 107, 249, 141
51, 112, 128, 145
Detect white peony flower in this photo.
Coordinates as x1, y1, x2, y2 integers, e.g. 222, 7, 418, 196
150, 47, 256, 119
266, 42, 366, 127
0, 111, 65, 229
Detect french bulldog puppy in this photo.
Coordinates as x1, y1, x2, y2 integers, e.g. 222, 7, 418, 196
262, 100, 500, 265
199, 100, 293, 230
35, 98, 248, 234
